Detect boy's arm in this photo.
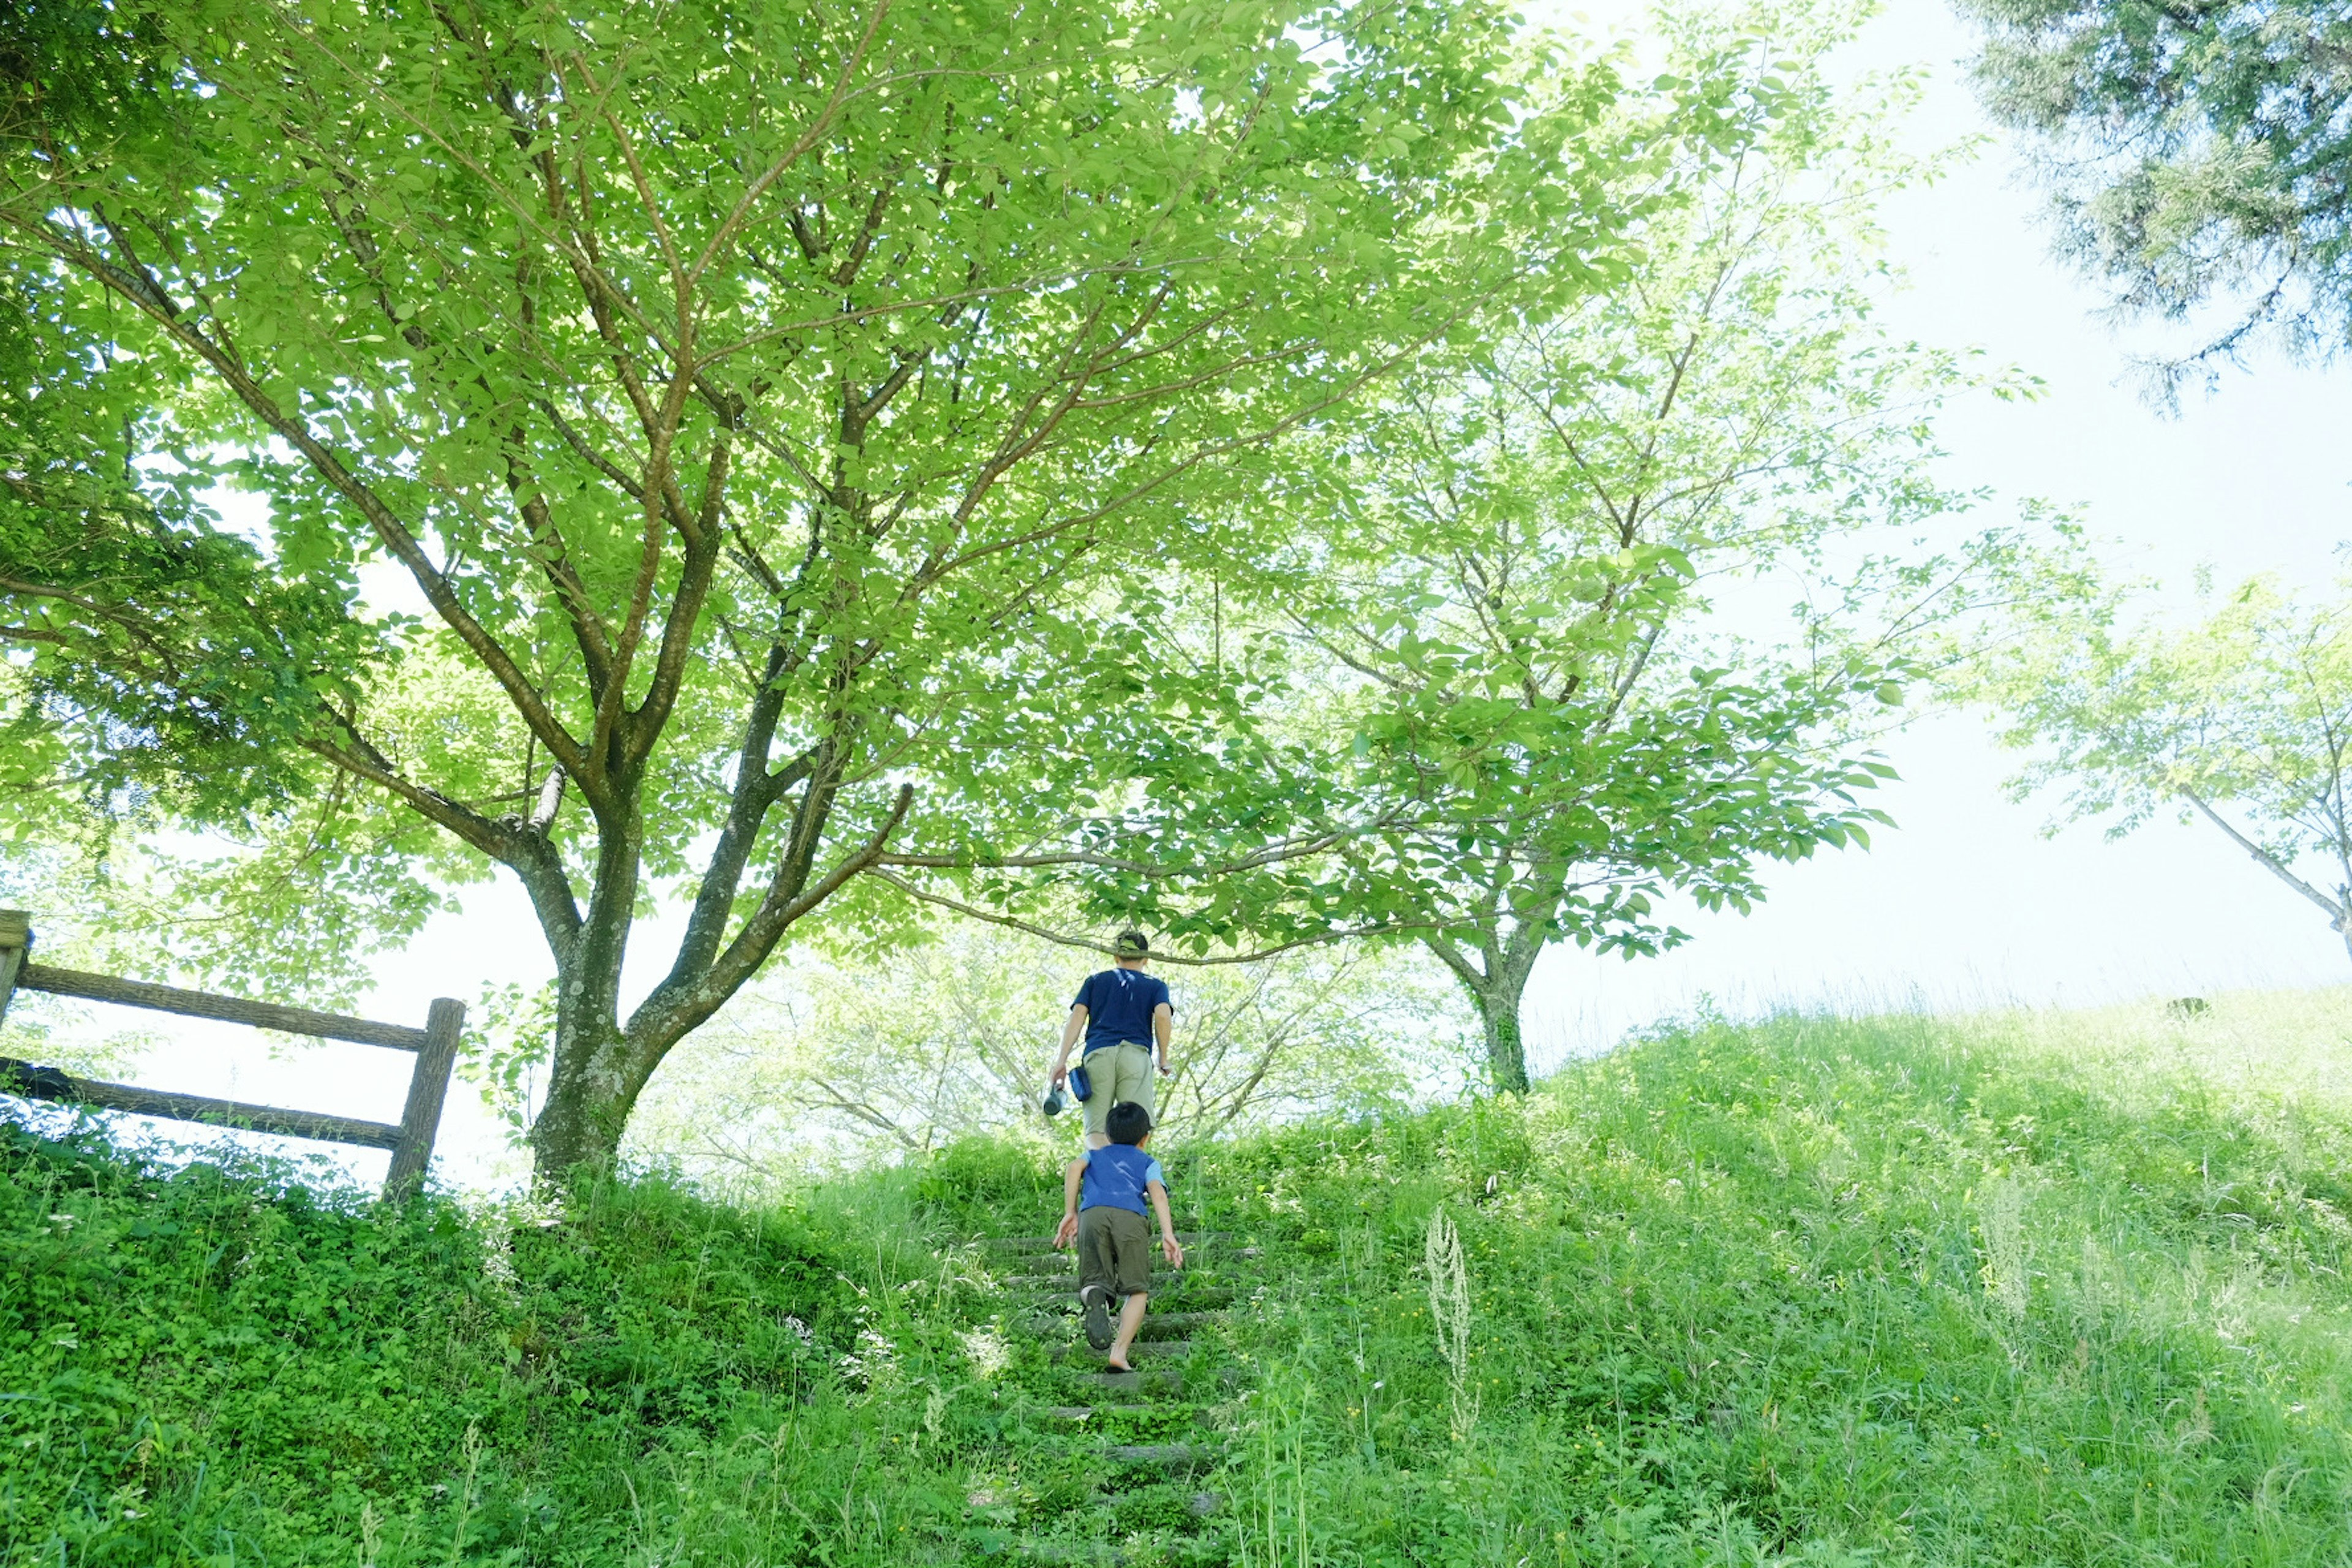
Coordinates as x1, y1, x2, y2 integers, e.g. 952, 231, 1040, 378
1054, 1158, 1085, 1249
1147, 1180, 1183, 1269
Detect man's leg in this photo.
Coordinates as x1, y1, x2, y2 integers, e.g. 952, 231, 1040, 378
1110, 1042, 1156, 1120
1107, 1291, 1149, 1370
1080, 1068, 1111, 1151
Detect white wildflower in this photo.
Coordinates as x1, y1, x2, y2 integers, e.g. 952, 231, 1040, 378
960, 1324, 1011, 1380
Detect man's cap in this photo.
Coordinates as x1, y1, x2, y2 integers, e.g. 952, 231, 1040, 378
1113, 930, 1150, 957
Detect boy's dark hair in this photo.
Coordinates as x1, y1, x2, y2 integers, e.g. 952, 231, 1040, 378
1112, 930, 1150, 957
1105, 1101, 1153, 1145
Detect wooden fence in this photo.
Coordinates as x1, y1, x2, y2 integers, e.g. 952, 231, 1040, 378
0, 911, 462, 1199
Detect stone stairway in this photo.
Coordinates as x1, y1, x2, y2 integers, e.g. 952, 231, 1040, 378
957, 1228, 1263, 1564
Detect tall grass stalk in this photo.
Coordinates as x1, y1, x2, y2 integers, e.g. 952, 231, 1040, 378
1237, 1384, 1315, 1568
1424, 1204, 1477, 1442
1976, 1174, 2030, 1319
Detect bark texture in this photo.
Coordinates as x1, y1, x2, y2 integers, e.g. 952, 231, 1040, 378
1426, 930, 1540, 1095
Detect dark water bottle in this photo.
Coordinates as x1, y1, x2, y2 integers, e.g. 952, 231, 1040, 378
1041, 1085, 1068, 1118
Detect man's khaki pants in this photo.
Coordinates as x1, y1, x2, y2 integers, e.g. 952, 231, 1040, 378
1080, 1042, 1155, 1134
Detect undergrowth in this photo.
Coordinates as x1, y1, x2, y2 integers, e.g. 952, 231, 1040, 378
6, 989, 2351, 1564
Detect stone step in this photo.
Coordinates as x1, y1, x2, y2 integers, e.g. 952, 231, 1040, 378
1076, 1366, 1184, 1392
1098, 1442, 1218, 1469
1025, 1310, 1223, 1341
1052, 1340, 1193, 1365
1074, 1363, 1243, 1395
994, 1521, 1220, 1568
1014, 1284, 1238, 1310
979, 1230, 1231, 1254
1046, 1404, 1161, 1420
1018, 1509, 1224, 1559
994, 1261, 1254, 1290
987, 1543, 1116, 1566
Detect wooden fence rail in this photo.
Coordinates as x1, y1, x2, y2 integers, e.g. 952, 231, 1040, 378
0, 911, 462, 1199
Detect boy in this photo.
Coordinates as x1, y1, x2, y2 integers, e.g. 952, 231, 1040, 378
1053, 1100, 1184, 1372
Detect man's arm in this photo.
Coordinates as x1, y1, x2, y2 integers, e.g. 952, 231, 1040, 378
1147, 1180, 1184, 1269
1050, 1003, 1088, 1089
1054, 1158, 1086, 1248
1153, 1001, 1173, 1076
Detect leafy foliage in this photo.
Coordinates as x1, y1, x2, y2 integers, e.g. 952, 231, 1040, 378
1960, 0, 2352, 388
12, 988, 2352, 1562
0, 0, 1645, 1174
1209, 992, 2352, 1563
1967, 555, 2352, 960
0, 1123, 853, 1563
888, 3, 2012, 1090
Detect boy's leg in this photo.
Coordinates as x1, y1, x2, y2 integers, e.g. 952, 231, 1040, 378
1101, 1207, 1153, 1370
1076, 1209, 1117, 1350
1107, 1291, 1149, 1370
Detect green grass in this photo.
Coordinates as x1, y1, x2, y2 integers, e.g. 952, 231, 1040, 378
7, 987, 2352, 1564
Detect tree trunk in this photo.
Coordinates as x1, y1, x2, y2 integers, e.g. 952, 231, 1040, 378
526, 1026, 635, 1176
529, 1044, 630, 1175
511, 758, 900, 1184
1425, 933, 1538, 1095
1477, 982, 1531, 1095
523, 928, 722, 1180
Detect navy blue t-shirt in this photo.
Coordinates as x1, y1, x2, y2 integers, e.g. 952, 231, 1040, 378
1080, 1144, 1166, 1217
1072, 967, 1172, 1056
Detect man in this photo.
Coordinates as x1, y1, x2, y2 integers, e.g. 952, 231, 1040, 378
1048, 930, 1173, 1150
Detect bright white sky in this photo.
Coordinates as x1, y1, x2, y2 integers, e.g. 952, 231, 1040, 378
1523, 0, 2352, 1069
14, 0, 2350, 1187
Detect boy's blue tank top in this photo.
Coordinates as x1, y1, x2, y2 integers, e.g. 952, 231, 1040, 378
1079, 1144, 1164, 1217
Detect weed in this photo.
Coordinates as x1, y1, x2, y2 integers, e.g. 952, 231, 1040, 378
1423, 1205, 1477, 1442
9, 987, 2352, 1564
1976, 1175, 2030, 1319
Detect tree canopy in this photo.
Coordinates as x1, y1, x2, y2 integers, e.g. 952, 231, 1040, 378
0, 0, 1651, 1174
1968, 557, 2352, 965
1961, 0, 2352, 388
881, 8, 2011, 1090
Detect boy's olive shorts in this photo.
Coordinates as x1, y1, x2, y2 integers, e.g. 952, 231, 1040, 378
1079, 1042, 1155, 1134
1077, 1206, 1152, 1297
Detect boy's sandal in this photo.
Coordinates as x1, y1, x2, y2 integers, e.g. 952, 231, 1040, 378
1080, 1284, 1115, 1351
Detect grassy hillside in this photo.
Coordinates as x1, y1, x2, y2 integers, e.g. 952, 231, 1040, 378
7, 989, 2352, 1565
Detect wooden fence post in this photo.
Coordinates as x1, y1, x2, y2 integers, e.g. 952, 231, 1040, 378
0, 911, 28, 1028
382, 998, 464, 1200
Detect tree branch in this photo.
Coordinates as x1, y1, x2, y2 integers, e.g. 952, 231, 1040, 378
2183, 790, 2346, 923
868, 872, 1427, 963
14, 216, 596, 788
630, 782, 915, 1050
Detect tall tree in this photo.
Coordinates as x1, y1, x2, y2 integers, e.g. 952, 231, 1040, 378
883, 8, 2010, 1091
1969, 562, 2352, 966
0, 0, 1638, 1175
1959, 0, 2352, 390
